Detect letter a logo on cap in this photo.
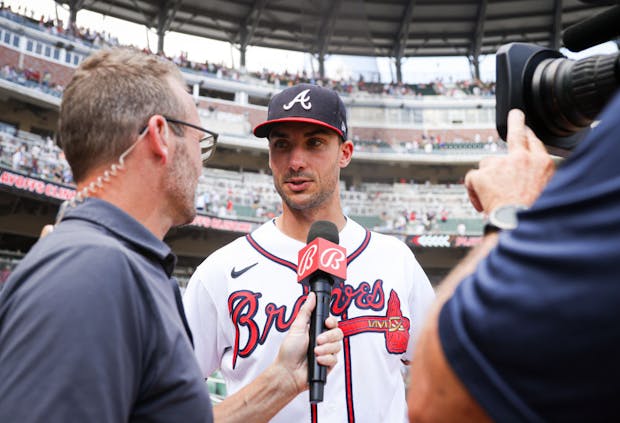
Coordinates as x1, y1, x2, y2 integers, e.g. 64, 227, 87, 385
283, 89, 312, 111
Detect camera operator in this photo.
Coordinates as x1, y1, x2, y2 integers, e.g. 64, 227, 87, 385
408, 90, 620, 422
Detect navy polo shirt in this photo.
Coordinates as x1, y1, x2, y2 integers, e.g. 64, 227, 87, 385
0, 198, 213, 422
439, 91, 620, 422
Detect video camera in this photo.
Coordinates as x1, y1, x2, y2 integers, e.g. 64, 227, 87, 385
495, 1, 620, 156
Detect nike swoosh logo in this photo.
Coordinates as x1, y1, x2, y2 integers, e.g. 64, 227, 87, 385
230, 262, 258, 278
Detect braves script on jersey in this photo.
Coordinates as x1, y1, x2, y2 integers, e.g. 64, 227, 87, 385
184, 218, 435, 423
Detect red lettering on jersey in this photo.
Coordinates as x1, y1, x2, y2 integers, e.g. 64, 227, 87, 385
228, 280, 400, 362
261, 295, 307, 344
228, 290, 261, 369
331, 280, 384, 316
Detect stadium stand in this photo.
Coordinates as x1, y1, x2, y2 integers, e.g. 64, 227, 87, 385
0, 2, 507, 298
0, 3, 504, 159
0, 124, 483, 235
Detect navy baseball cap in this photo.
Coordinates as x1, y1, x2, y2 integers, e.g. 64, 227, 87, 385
253, 83, 348, 140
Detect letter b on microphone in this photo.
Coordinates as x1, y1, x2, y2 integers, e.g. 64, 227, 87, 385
297, 238, 347, 284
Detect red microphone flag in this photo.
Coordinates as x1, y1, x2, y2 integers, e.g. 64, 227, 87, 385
297, 237, 347, 283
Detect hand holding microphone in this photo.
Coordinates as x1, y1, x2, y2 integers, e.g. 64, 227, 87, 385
297, 221, 347, 403
272, 292, 342, 399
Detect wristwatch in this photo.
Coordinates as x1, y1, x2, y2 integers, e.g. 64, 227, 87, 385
484, 204, 529, 234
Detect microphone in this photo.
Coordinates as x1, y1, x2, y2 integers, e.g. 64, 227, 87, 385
562, 4, 620, 52
297, 220, 347, 403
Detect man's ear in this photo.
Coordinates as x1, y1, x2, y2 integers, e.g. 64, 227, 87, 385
144, 115, 170, 165
163, 123, 169, 139
339, 139, 354, 168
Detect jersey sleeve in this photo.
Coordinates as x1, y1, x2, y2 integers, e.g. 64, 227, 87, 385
0, 244, 145, 422
183, 258, 228, 378
403, 243, 435, 361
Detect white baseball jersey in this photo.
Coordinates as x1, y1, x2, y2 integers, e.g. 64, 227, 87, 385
183, 218, 435, 423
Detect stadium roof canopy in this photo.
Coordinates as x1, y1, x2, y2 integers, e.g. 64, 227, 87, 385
58, 0, 614, 79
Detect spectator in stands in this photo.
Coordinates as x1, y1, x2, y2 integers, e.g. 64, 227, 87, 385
195, 192, 205, 211
11, 144, 24, 171
0, 48, 342, 423
61, 166, 73, 184
30, 155, 39, 175
51, 163, 64, 183
394, 211, 407, 232
408, 101, 620, 421
1, 65, 9, 79
42, 71, 51, 87
255, 204, 265, 218
184, 83, 435, 422
39, 164, 52, 181
209, 188, 220, 211
225, 197, 234, 215
45, 135, 54, 150
202, 189, 212, 212
440, 209, 448, 223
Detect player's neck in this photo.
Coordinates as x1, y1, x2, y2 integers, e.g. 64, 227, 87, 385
276, 204, 346, 243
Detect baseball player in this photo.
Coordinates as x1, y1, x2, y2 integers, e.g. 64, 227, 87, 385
183, 84, 435, 422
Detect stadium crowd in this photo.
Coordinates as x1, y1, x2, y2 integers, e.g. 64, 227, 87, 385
0, 3, 495, 99
0, 2, 120, 48
0, 125, 73, 185
0, 64, 65, 97
0, 4, 489, 237
0, 126, 483, 235
248, 67, 495, 98
352, 134, 503, 154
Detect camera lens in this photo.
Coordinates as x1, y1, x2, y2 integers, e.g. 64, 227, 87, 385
530, 53, 619, 137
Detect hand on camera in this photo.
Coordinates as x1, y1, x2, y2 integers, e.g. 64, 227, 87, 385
465, 109, 556, 214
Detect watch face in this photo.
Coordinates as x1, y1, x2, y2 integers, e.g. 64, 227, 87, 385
495, 206, 519, 227
490, 205, 527, 230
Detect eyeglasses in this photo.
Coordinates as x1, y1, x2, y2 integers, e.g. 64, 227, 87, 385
165, 117, 218, 164
139, 116, 218, 164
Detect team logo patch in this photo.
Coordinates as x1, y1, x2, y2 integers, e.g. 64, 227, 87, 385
283, 89, 312, 111
384, 290, 409, 353
337, 289, 410, 354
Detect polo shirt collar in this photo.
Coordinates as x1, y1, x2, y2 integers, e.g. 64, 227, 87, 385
60, 198, 177, 276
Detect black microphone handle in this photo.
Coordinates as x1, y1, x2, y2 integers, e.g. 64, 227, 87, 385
308, 274, 333, 403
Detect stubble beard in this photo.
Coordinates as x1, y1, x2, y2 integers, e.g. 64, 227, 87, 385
274, 170, 338, 213
166, 141, 199, 225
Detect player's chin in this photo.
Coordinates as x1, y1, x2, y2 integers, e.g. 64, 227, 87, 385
288, 201, 320, 212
